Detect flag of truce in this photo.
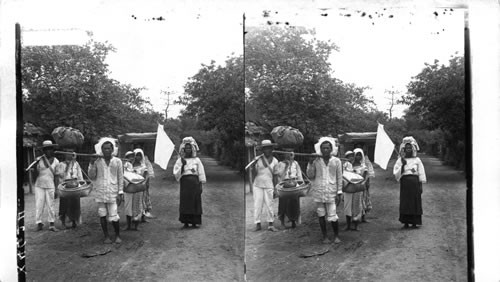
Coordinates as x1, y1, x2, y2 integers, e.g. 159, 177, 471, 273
154, 123, 175, 170
374, 123, 395, 170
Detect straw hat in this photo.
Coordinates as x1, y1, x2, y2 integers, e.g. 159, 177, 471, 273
40, 140, 58, 149
258, 139, 277, 148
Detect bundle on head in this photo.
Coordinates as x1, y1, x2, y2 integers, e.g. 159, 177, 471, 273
51, 127, 84, 148
270, 126, 304, 148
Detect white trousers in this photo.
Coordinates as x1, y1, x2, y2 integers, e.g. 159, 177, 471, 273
316, 202, 339, 222
253, 186, 274, 224
97, 202, 120, 222
35, 186, 56, 224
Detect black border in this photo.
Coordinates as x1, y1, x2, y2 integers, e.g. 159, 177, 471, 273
464, 10, 474, 282
16, 22, 26, 282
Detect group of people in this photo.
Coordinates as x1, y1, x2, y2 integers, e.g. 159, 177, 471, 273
32, 136, 206, 244
252, 135, 427, 244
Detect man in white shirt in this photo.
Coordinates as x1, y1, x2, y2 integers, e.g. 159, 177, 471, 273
252, 140, 279, 232
307, 138, 343, 244
34, 140, 59, 232
89, 141, 124, 244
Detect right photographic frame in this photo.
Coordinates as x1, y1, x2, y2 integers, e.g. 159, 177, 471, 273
244, 5, 469, 281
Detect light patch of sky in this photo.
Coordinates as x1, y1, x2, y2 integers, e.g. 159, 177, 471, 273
13, 0, 244, 119
11, 0, 464, 120
245, 7, 464, 118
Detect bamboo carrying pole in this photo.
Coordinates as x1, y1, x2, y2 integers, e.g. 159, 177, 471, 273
245, 150, 350, 170
54, 151, 102, 157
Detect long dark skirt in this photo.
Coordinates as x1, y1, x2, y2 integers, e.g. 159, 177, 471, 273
399, 175, 423, 225
179, 175, 202, 225
278, 195, 300, 222
59, 196, 81, 222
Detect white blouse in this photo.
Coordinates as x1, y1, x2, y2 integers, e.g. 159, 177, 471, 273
274, 160, 303, 182
393, 157, 427, 183
173, 157, 206, 183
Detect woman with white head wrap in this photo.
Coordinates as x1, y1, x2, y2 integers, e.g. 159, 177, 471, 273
123, 149, 148, 231
393, 136, 427, 229
343, 148, 368, 231
173, 137, 206, 228
353, 143, 374, 223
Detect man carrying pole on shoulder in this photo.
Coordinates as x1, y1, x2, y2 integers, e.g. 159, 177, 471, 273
307, 137, 343, 244
88, 138, 124, 244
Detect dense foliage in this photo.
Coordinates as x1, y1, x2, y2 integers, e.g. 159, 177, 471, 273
245, 26, 384, 148
401, 55, 465, 168
177, 56, 245, 169
22, 38, 162, 146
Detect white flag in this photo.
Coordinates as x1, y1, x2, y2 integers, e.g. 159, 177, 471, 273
154, 123, 175, 170
374, 123, 395, 170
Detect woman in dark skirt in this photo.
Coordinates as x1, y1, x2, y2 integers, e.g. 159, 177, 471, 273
393, 137, 427, 229
275, 148, 303, 229
173, 137, 206, 228
55, 148, 84, 229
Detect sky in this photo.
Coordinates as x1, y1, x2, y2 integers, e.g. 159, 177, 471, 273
10, 0, 463, 120
245, 6, 465, 118
12, 0, 244, 118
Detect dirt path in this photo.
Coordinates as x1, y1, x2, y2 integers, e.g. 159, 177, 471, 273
245, 154, 467, 281
25, 155, 244, 281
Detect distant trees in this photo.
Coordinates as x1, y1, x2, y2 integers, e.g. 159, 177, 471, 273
245, 25, 382, 147
401, 55, 465, 168
177, 56, 245, 169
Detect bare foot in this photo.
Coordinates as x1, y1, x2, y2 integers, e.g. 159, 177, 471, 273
103, 237, 112, 244
333, 237, 341, 244
322, 237, 331, 244
114, 236, 122, 244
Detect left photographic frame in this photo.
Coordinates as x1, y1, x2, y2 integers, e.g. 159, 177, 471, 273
7, 1, 246, 281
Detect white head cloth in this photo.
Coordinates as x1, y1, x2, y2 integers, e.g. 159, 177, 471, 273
399, 136, 419, 157
133, 148, 146, 166
94, 137, 118, 156
314, 136, 338, 156
179, 136, 199, 158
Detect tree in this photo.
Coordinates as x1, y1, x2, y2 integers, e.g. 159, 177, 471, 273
160, 88, 177, 120
177, 56, 244, 169
22, 36, 162, 145
401, 55, 465, 168
384, 88, 401, 120
245, 25, 377, 146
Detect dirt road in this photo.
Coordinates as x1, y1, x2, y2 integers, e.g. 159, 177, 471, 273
25, 155, 244, 281
245, 154, 467, 281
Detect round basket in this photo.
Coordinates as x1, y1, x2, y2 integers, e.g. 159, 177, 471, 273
276, 180, 311, 198
124, 181, 147, 193
57, 180, 93, 198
